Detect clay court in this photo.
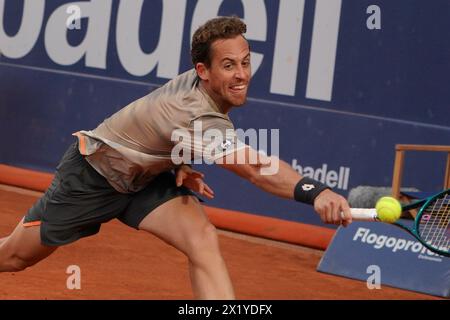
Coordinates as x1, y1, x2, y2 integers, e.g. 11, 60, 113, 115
0, 184, 439, 300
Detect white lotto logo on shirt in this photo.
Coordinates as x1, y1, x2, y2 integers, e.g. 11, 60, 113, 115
171, 120, 280, 175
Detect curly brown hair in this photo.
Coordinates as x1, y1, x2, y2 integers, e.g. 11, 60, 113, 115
191, 16, 247, 67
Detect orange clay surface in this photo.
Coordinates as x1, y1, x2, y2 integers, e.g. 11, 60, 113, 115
0, 185, 440, 300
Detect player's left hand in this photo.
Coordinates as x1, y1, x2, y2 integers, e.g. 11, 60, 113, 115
313, 189, 352, 227
175, 165, 215, 199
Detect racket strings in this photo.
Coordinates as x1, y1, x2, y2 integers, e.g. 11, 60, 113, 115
419, 193, 450, 252
427, 208, 449, 250
434, 195, 450, 248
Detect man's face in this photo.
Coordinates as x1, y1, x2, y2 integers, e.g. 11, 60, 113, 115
197, 35, 251, 112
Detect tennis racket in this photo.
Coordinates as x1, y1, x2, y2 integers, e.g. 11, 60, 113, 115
345, 188, 450, 257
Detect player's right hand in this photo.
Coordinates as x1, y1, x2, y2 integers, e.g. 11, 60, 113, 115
313, 189, 352, 227
175, 165, 215, 199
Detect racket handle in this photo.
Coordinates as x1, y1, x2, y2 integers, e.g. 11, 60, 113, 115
341, 208, 378, 221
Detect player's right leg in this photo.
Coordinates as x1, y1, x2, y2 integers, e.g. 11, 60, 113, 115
0, 220, 57, 272
119, 172, 235, 299
137, 195, 234, 299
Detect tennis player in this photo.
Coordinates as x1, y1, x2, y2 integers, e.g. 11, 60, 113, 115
0, 16, 352, 299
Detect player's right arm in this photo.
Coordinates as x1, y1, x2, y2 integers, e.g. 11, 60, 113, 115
215, 146, 352, 226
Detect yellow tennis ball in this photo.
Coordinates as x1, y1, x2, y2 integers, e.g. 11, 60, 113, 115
375, 197, 402, 223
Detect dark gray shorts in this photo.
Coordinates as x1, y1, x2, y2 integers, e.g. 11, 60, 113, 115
23, 142, 196, 246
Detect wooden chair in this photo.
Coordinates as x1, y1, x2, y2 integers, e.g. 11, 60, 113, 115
391, 144, 450, 199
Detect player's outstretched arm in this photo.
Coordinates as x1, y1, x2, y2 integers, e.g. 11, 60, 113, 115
216, 146, 352, 226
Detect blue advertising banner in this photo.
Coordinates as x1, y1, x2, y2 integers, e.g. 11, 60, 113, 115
317, 221, 450, 297
1, 0, 450, 226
